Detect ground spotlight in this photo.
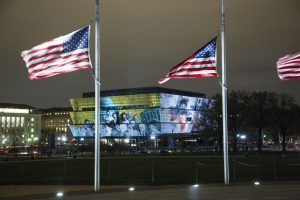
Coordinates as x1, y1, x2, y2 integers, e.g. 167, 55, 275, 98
193, 184, 199, 188
56, 192, 64, 197
128, 187, 135, 191
254, 181, 260, 186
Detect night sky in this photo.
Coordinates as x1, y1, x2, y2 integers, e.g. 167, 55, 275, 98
0, 0, 299, 108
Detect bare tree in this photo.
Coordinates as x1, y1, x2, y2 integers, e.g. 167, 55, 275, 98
269, 93, 300, 153
227, 90, 250, 152
247, 91, 274, 152
207, 91, 250, 152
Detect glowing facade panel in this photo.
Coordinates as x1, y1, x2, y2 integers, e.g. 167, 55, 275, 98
69, 89, 209, 137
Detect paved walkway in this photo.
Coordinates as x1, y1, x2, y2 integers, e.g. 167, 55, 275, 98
1, 182, 300, 200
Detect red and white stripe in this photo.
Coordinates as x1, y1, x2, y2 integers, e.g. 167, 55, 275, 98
21, 35, 91, 80
158, 56, 217, 84
276, 51, 300, 80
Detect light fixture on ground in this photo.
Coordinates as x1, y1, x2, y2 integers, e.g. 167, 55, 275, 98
254, 181, 260, 186
128, 187, 135, 191
193, 184, 199, 188
56, 192, 64, 197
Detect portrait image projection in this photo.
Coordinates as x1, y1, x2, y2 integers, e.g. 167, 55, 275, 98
99, 94, 161, 137
69, 119, 95, 137
160, 93, 209, 134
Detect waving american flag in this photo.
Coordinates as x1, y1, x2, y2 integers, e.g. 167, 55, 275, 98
158, 37, 218, 84
276, 51, 300, 80
21, 26, 92, 80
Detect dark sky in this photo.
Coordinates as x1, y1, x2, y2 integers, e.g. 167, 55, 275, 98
0, 0, 299, 108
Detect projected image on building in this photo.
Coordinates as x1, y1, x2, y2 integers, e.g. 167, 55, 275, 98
98, 93, 161, 137
69, 119, 94, 137
160, 93, 208, 134
69, 88, 209, 137
99, 108, 160, 137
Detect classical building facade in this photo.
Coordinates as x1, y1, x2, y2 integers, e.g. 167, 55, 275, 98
0, 103, 41, 148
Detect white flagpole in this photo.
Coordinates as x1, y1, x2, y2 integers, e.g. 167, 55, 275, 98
94, 0, 101, 192
221, 0, 229, 185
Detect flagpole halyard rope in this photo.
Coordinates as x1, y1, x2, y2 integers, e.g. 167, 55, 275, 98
218, 76, 227, 91
92, 70, 101, 86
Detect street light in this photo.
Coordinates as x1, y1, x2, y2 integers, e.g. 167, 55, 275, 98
124, 138, 130, 143
150, 135, 156, 150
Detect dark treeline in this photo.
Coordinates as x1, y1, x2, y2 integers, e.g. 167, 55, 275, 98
204, 91, 300, 153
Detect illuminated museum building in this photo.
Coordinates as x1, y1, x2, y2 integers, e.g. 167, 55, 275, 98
0, 103, 41, 148
69, 87, 209, 143
41, 107, 72, 144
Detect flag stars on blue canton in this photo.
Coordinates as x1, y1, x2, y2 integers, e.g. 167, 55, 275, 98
63, 27, 89, 53
195, 39, 216, 58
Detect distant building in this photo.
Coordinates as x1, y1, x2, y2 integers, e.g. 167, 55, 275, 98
69, 87, 209, 138
41, 107, 72, 145
0, 103, 41, 148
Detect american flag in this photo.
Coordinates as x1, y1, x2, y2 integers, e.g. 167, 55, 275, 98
158, 37, 218, 84
21, 26, 92, 80
276, 51, 300, 80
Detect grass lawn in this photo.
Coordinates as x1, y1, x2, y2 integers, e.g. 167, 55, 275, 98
0, 154, 300, 185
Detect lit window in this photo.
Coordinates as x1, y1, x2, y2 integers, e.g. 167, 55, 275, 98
16, 117, 20, 127
1, 117, 5, 128
11, 117, 15, 127
21, 117, 24, 127
31, 118, 34, 122
6, 117, 11, 128
31, 128, 34, 133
